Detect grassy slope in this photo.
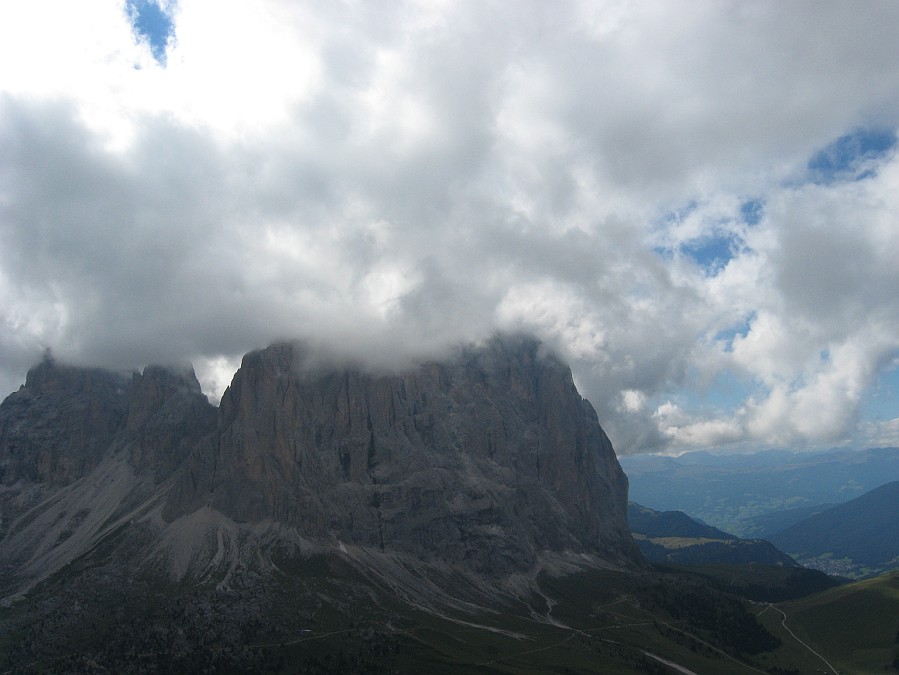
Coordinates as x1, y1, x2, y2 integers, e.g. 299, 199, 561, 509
266, 565, 771, 674
774, 571, 899, 674
748, 571, 899, 674
656, 562, 841, 603
0, 557, 807, 674
5, 537, 890, 675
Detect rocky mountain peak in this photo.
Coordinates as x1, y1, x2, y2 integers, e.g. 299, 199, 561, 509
0, 357, 129, 485
0, 359, 214, 487
166, 334, 639, 574
124, 365, 216, 478
126, 365, 204, 431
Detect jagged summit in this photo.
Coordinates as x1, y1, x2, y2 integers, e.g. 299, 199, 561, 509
0, 356, 130, 485
0, 358, 214, 486
1, 334, 640, 603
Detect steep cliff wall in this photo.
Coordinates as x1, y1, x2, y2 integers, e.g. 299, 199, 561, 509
0, 358, 215, 486
0, 356, 129, 485
165, 336, 638, 574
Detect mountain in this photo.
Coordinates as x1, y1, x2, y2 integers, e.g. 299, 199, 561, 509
0, 355, 216, 492
1, 336, 641, 594
767, 480, 899, 578
161, 337, 639, 577
0, 336, 851, 673
628, 502, 798, 567
620, 446, 899, 537
742, 501, 840, 539
0, 358, 216, 594
628, 502, 738, 540
0, 356, 130, 486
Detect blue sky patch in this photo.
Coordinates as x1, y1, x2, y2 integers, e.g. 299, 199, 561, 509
860, 359, 899, 422
127, 0, 175, 65
653, 201, 748, 275
740, 199, 763, 226
653, 367, 758, 419
806, 128, 896, 185
681, 232, 740, 274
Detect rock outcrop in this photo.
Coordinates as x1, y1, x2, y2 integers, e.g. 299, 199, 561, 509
0, 358, 215, 592
123, 365, 217, 478
0, 355, 129, 486
0, 357, 215, 487
165, 336, 638, 574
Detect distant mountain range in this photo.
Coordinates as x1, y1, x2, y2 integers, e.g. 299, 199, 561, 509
767, 480, 899, 578
741, 502, 840, 539
627, 502, 797, 567
620, 446, 899, 537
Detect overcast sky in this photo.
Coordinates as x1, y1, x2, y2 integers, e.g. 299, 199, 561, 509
2, 0, 899, 455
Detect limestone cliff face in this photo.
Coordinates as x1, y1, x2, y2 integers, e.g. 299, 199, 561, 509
1, 336, 639, 588
0, 358, 215, 486
0, 357, 129, 485
122, 365, 217, 479
0, 359, 216, 594
166, 336, 638, 573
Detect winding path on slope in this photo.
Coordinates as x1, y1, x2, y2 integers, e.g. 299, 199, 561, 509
759, 604, 839, 675
642, 651, 701, 674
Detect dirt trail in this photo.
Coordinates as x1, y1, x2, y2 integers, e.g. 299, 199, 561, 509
760, 604, 839, 675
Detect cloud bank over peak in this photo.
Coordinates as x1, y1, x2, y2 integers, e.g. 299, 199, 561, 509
2, 0, 899, 454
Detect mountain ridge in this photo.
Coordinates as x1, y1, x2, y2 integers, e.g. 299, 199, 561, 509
767, 480, 899, 578
1, 334, 641, 603
620, 446, 899, 537
627, 502, 797, 567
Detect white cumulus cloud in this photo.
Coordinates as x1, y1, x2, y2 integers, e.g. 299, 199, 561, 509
2, 0, 899, 454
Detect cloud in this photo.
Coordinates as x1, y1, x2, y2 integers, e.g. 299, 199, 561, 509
2, 0, 899, 455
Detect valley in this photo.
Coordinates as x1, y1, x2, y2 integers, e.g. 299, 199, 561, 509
622, 448, 899, 579
5, 547, 894, 673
